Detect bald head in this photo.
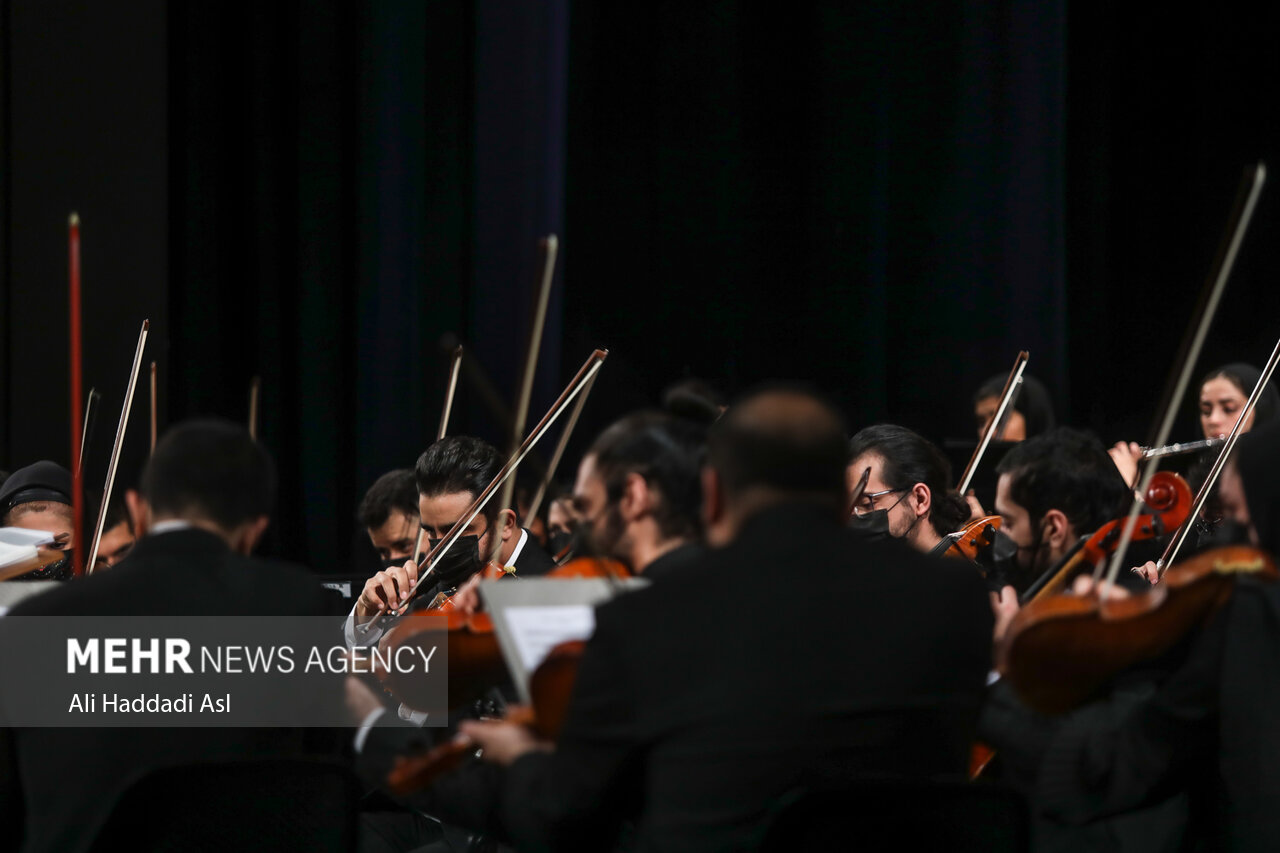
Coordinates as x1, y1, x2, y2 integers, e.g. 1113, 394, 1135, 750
707, 389, 848, 511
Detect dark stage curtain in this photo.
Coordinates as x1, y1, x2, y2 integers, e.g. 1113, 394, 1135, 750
561, 1, 1067, 448
168, 1, 478, 569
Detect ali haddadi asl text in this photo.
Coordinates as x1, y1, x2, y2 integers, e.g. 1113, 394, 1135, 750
67, 692, 230, 714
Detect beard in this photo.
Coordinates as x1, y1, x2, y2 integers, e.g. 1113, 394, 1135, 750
583, 504, 628, 562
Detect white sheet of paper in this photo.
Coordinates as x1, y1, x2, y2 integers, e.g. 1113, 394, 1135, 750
0, 528, 54, 547
504, 605, 596, 672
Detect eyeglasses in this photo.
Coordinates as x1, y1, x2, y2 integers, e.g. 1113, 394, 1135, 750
851, 488, 907, 517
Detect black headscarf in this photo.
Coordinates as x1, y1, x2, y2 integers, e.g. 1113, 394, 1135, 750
1234, 421, 1280, 554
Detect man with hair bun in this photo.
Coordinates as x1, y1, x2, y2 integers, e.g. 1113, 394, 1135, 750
571, 410, 706, 578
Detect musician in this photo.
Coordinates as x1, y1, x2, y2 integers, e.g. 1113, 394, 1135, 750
1109, 362, 1280, 486
0, 461, 76, 580
571, 411, 705, 577
993, 422, 1280, 852
357, 469, 420, 568
345, 436, 554, 648
0, 419, 340, 853
973, 373, 1056, 442
411, 388, 994, 850
545, 489, 578, 558
847, 424, 972, 555
992, 427, 1134, 592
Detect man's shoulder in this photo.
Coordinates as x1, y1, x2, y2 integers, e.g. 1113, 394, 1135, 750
5, 535, 328, 618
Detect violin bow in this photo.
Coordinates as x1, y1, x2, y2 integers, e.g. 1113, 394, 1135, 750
486, 235, 558, 567
1157, 332, 1280, 574
1102, 162, 1266, 591
149, 361, 158, 455
86, 320, 150, 574
956, 350, 1029, 495
413, 345, 466, 563
848, 465, 871, 519
525, 363, 600, 525
438, 345, 463, 442
378, 348, 608, 625
77, 388, 101, 476
69, 214, 85, 576
248, 376, 261, 441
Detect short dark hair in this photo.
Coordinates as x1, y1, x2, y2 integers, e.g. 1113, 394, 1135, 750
357, 469, 419, 530
707, 387, 848, 509
848, 424, 970, 535
588, 411, 706, 540
975, 373, 1056, 438
996, 426, 1128, 535
141, 419, 276, 529
415, 436, 504, 521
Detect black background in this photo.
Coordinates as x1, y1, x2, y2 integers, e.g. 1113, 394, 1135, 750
3, 1, 1278, 572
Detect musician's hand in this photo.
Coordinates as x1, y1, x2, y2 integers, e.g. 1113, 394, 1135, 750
458, 719, 550, 766
354, 559, 420, 624
446, 574, 483, 616
990, 584, 1019, 644
965, 489, 986, 520
1108, 441, 1142, 488
1070, 575, 1132, 599
1131, 560, 1160, 585
344, 675, 383, 724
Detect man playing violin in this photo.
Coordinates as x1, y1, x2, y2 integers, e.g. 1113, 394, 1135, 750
345, 436, 554, 648
993, 427, 1135, 592
847, 423, 973, 555
981, 426, 1204, 850
570, 411, 706, 578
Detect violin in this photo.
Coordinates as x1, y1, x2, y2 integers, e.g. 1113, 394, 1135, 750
942, 515, 1003, 563
386, 638, 586, 796
940, 514, 1004, 779
1020, 471, 1192, 605
1001, 545, 1277, 715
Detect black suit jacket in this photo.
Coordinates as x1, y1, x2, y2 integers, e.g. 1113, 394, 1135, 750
0, 528, 341, 853
420, 502, 995, 852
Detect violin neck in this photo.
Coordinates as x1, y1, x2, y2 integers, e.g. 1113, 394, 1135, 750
1020, 536, 1089, 606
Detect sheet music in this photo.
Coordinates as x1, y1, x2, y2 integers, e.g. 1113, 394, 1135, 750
504, 605, 596, 671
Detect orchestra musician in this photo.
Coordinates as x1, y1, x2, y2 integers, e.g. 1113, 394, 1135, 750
846, 423, 973, 555
405, 388, 994, 851
979, 426, 1206, 851
569, 410, 706, 578
0, 420, 342, 853
344, 436, 555, 649
973, 373, 1057, 442
356, 469, 421, 569
986, 421, 1280, 853
1109, 362, 1280, 487
0, 461, 77, 580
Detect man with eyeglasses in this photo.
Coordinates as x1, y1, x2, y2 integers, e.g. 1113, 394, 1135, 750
847, 424, 974, 556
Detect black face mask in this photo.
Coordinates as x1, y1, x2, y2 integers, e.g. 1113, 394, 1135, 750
379, 555, 412, 572
849, 509, 891, 542
19, 551, 74, 581
548, 529, 575, 560
975, 531, 1020, 592
425, 534, 483, 590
